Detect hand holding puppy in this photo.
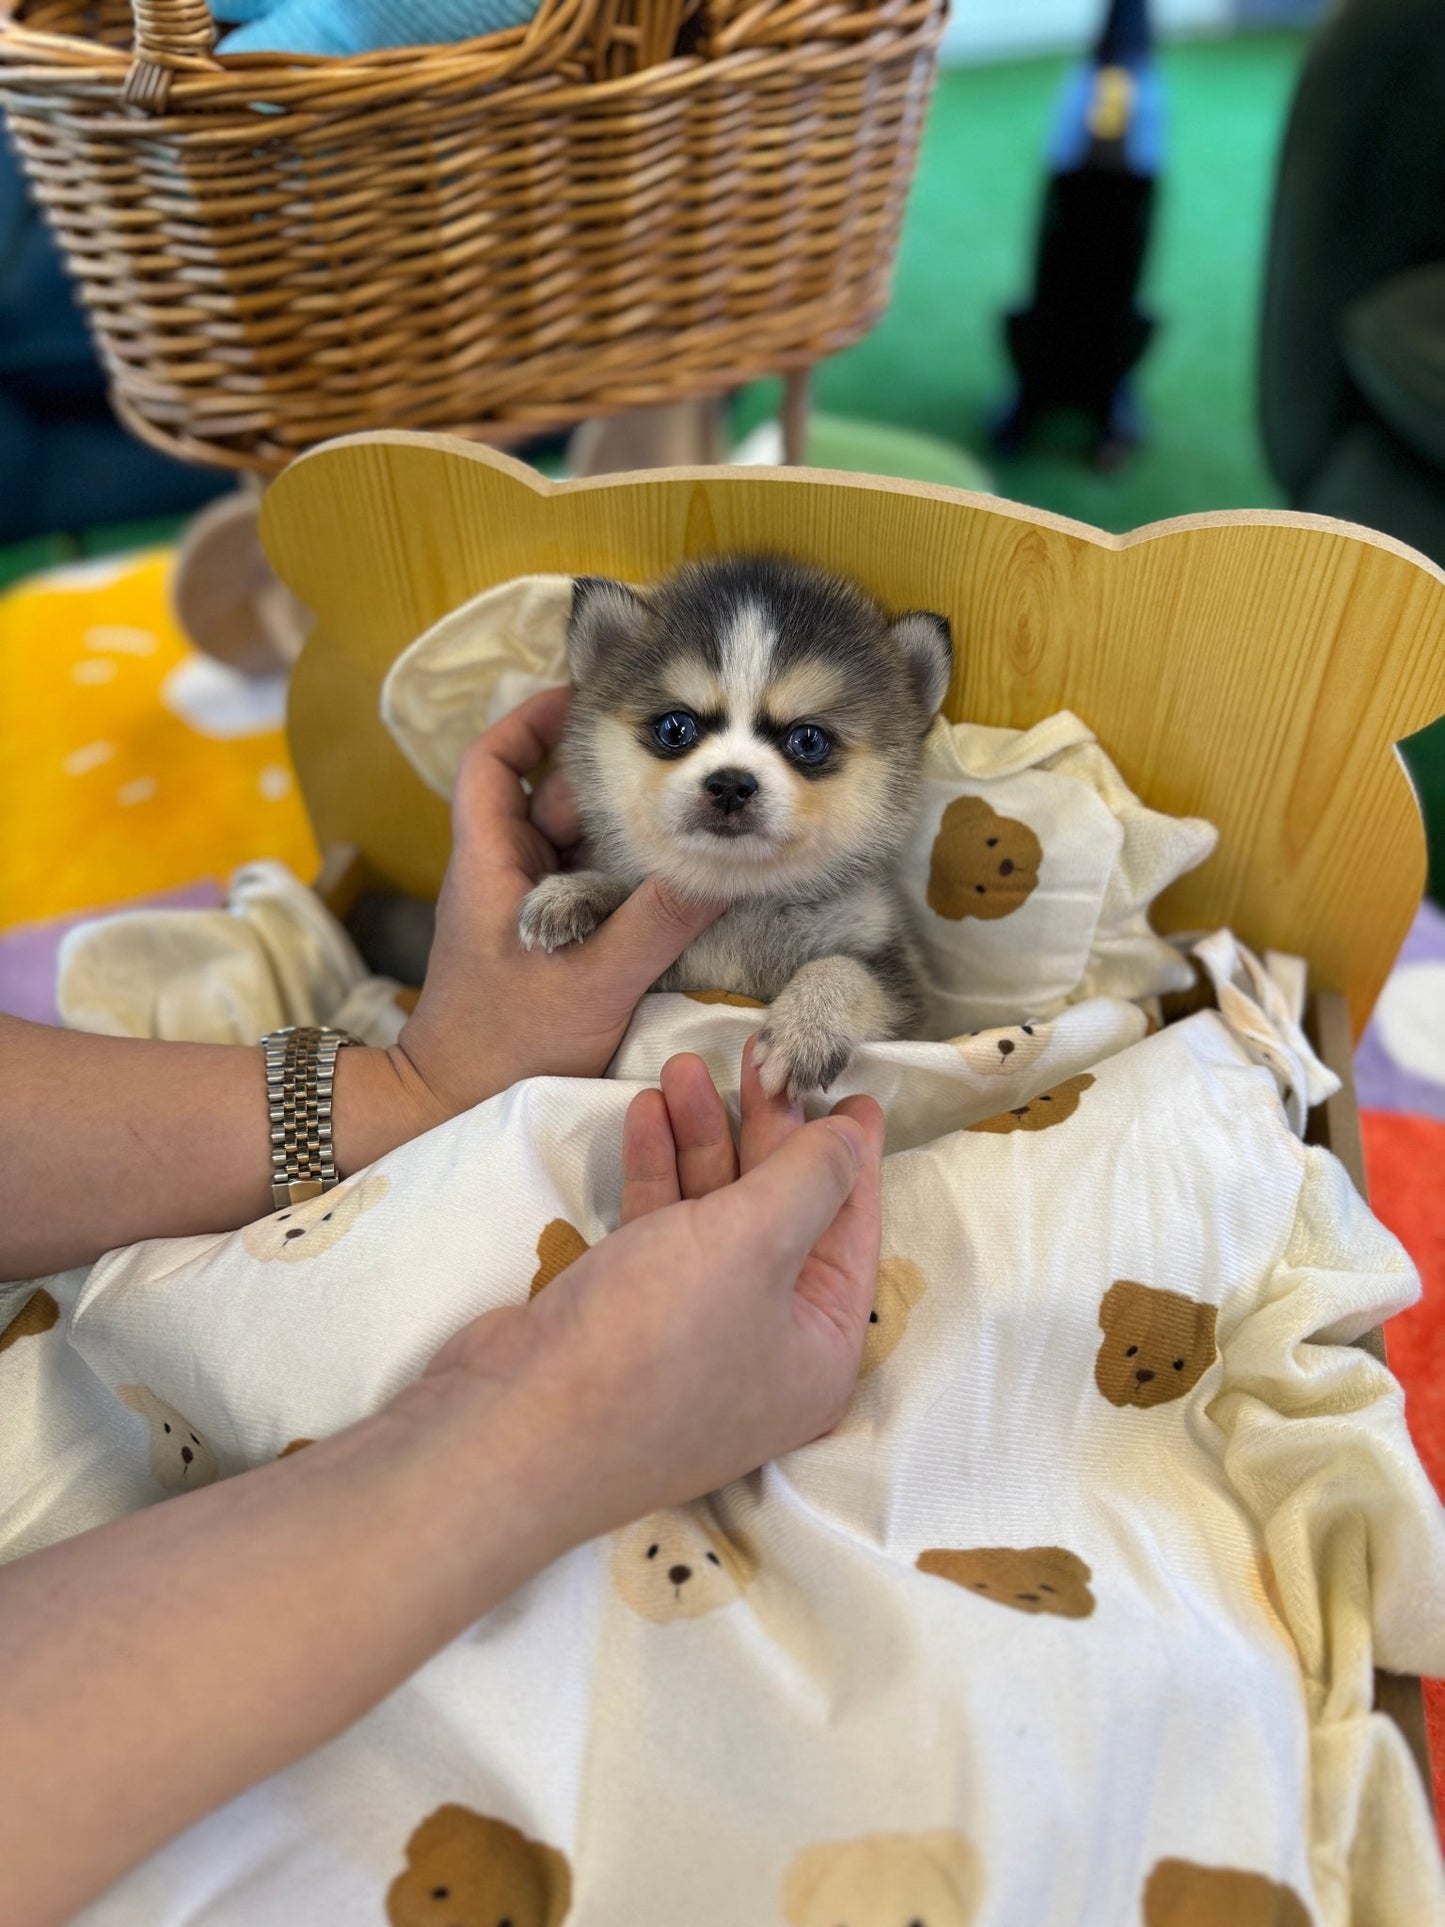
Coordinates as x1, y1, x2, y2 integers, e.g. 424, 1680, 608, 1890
384, 685, 722, 1132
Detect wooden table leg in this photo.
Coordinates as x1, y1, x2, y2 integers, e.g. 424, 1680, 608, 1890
567, 399, 730, 476
782, 369, 812, 466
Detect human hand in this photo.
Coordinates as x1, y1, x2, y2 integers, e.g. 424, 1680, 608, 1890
417, 1042, 885, 1553
389, 687, 721, 1128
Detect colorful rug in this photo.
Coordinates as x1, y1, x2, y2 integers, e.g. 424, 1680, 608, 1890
0, 548, 317, 1020
1357, 897, 1445, 1832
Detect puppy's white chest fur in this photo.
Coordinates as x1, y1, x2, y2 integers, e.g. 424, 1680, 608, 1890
658, 885, 903, 1001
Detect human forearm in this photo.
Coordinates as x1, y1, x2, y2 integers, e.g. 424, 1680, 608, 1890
0, 1047, 882, 1926
0, 694, 720, 1282
0, 1375, 569, 1927
0, 1016, 444, 1281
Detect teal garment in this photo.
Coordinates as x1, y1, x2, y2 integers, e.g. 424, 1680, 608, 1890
1258, 0, 1445, 543
213, 0, 540, 56
1258, 0, 1445, 897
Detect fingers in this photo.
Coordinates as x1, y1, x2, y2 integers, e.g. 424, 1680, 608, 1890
529, 768, 582, 852
738, 1034, 803, 1174
452, 688, 571, 849
800, 1093, 885, 1287
829, 1092, 885, 1152
620, 1088, 681, 1225
660, 1055, 738, 1199
697, 1110, 875, 1288
586, 878, 723, 1004
621, 1057, 739, 1224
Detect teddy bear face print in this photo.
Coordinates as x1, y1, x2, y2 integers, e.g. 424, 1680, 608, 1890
1143, 1858, 1309, 1927
969, 1071, 1094, 1134
783, 1828, 980, 1927
0, 1287, 59, 1355
916, 1545, 1096, 1619
861, 1256, 928, 1375
611, 1508, 759, 1623
116, 1384, 219, 1490
1095, 1281, 1218, 1409
531, 1219, 590, 1298
241, 1172, 388, 1262
952, 1022, 1048, 1080
927, 794, 1042, 921
386, 1805, 571, 1927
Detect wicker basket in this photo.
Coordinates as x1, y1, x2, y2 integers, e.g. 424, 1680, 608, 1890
0, 0, 944, 472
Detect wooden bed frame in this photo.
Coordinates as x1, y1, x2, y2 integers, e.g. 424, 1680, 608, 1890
260, 430, 1445, 1788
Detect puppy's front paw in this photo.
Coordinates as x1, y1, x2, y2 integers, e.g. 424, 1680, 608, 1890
753, 1013, 855, 1103
518, 873, 614, 953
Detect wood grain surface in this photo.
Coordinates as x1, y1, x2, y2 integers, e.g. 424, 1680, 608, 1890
265, 430, 1445, 1035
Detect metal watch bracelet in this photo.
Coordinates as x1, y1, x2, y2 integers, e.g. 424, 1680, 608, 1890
260, 1025, 361, 1211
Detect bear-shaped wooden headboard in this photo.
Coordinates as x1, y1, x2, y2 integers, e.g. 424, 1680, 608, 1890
262, 430, 1445, 1038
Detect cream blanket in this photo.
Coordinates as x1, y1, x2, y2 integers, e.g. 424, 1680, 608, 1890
4, 930, 1442, 1923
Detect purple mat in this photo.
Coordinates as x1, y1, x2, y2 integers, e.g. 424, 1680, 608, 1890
1354, 897, 1445, 1122
0, 880, 224, 1026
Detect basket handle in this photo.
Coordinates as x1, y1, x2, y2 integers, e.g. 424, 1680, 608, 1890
124, 0, 218, 109
120, 0, 625, 111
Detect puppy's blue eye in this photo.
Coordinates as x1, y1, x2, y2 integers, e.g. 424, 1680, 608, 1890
785, 722, 832, 766
653, 710, 699, 752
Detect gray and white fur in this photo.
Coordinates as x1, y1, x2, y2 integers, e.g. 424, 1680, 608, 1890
519, 553, 953, 1099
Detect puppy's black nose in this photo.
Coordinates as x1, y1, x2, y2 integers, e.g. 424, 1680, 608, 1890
704, 768, 758, 815
668, 1564, 692, 1585
1135, 1368, 1155, 1384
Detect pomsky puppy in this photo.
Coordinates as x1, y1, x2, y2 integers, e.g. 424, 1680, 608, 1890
519, 553, 953, 1099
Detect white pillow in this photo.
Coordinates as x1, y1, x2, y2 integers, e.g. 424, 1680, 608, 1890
382, 573, 573, 798
55, 861, 410, 1048
908, 712, 1217, 1037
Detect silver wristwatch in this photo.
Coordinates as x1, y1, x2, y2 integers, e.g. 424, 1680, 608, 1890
259, 1025, 361, 1210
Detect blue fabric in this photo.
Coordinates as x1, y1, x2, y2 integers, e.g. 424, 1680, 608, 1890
1047, 62, 1165, 176
213, 0, 540, 55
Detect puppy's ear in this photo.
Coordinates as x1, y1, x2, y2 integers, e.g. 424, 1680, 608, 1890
568, 576, 648, 681
889, 609, 953, 722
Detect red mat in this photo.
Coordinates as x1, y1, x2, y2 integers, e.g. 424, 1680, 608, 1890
1361, 1108, 1445, 1831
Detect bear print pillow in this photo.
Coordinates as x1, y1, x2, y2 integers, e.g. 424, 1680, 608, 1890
909, 710, 1217, 1037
